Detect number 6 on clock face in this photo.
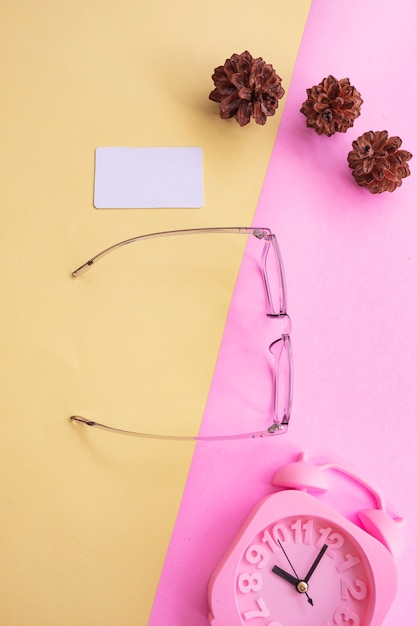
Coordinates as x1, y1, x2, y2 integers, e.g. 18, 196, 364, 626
208, 490, 398, 626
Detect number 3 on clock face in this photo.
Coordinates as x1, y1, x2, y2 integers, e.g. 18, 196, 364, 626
208, 490, 397, 626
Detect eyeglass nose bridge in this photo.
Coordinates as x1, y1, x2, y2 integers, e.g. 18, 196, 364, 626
267, 312, 292, 335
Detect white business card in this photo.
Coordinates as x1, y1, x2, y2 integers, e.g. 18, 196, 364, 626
94, 147, 204, 209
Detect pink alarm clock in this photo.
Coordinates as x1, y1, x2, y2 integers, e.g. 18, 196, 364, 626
208, 453, 402, 626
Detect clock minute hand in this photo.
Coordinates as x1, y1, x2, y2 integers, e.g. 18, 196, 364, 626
304, 544, 328, 583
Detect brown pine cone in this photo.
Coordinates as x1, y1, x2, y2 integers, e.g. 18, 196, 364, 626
348, 131, 412, 194
300, 75, 363, 136
209, 51, 285, 126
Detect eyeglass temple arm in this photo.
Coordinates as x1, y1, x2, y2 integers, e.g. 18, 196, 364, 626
69, 415, 288, 441
71, 227, 273, 277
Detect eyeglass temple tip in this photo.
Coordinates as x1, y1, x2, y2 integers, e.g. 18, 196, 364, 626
70, 415, 96, 426
72, 261, 94, 277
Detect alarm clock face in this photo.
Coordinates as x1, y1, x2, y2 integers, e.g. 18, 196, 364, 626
234, 514, 374, 626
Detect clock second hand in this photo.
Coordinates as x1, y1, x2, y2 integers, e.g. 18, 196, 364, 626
276, 539, 314, 606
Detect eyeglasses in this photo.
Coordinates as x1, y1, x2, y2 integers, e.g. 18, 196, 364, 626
70, 227, 293, 441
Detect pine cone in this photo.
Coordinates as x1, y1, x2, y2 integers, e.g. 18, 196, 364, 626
300, 75, 363, 136
209, 51, 285, 126
348, 131, 412, 194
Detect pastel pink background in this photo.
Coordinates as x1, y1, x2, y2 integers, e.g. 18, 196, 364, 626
150, 1, 417, 624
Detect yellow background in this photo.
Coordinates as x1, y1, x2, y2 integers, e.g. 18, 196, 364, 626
1, 2, 311, 624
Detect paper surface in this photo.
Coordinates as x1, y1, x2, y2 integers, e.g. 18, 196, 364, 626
94, 147, 204, 208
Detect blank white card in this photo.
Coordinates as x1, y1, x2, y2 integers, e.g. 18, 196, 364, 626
94, 147, 204, 209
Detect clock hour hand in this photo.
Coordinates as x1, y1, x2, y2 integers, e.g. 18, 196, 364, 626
304, 544, 328, 583
271, 565, 299, 587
